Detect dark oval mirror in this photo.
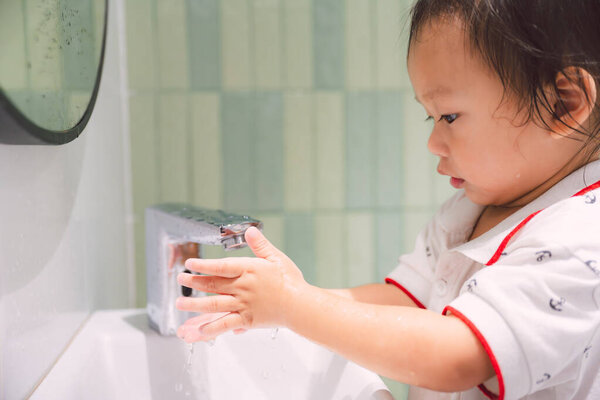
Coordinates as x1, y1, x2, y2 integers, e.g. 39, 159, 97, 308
0, 0, 107, 145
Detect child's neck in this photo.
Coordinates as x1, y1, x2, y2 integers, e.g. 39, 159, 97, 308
469, 205, 521, 241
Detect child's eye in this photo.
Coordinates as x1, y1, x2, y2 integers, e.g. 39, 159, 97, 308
441, 114, 458, 124
424, 114, 458, 124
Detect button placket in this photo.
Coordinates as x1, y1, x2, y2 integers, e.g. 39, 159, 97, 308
434, 278, 448, 296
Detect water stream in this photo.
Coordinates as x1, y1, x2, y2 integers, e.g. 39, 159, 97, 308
175, 343, 195, 394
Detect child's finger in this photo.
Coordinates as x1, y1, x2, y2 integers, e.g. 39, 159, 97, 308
244, 227, 284, 262
183, 315, 247, 336
177, 323, 217, 343
181, 312, 230, 328
176, 294, 238, 313
199, 312, 245, 338
184, 257, 252, 278
179, 328, 211, 343
178, 312, 232, 342
177, 273, 235, 294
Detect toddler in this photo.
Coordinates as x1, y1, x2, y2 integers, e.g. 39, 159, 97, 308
176, 1, 600, 399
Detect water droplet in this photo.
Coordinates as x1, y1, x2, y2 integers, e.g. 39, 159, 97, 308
185, 391, 191, 397
261, 371, 269, 380
175, 382, 183, 392
208, 339, 215, 347
186, 343, 195, 365
271, 327, 279, 340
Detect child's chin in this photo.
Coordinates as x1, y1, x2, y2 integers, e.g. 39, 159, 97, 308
463, 189, 494, 206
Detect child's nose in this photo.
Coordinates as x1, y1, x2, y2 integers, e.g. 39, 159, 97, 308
427, 126, 449, 157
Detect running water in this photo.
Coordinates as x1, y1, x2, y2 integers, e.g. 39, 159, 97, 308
175, 343, 195, 394
185, 343, 195, 371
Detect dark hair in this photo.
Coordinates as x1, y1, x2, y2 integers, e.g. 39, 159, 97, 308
408, 0, 600, 161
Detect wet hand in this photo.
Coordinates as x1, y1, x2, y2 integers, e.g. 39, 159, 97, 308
175, 227, 306, 342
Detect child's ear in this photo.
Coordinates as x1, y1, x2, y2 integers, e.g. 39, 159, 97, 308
549, 66, 597, 138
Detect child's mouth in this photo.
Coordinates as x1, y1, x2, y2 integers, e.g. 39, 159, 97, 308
450, 177, 465, 189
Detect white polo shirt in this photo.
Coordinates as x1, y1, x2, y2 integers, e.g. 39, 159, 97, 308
386, 159, 600, 400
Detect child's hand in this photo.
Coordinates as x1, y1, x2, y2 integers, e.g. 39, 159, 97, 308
175, 227, 306, 342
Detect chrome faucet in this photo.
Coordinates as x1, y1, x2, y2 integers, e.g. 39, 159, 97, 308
145, 203, 263, 336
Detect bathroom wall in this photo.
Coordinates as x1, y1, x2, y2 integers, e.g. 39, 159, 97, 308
0, 1, 134, 399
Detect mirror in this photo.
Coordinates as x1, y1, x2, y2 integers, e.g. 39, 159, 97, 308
0, 0, 107, 144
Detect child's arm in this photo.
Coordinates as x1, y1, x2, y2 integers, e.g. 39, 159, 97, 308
285, 284, 494, 392
328, 284, 422, 307
176, 228, 494, 392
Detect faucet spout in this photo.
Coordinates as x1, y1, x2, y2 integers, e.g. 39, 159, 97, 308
145, 203, 262, 335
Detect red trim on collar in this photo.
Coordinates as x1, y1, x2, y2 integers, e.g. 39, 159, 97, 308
485, 179, 600, 266
573, 179, 600, 196
443, 305, 504, 400
485, 210, 542, 266
385, 278, 427, 309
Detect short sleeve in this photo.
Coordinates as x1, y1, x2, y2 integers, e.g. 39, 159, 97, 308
385, 192, 482, 309
445, 243, 600, 400
385, 221, 436, 309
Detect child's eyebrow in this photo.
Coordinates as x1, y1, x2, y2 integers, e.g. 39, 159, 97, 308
415, 86, 455, 104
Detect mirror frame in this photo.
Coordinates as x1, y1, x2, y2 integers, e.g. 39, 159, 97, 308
0, 0, 108, 145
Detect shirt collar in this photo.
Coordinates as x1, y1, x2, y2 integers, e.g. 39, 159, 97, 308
452, 159, 600, 264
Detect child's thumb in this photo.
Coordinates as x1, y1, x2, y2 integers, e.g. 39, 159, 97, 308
245, 226, 280, 261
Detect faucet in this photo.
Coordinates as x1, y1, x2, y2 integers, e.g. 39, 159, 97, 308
145, 203, 263, 335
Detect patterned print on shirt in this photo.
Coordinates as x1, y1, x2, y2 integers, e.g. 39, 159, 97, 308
584, 345, 592, 359
466, 278, 477, 292
585, 260, 599, 277
535, 250, 552, 262
584, 192, 596, 204
536, 373, 551, 385
549, 297, 566, 311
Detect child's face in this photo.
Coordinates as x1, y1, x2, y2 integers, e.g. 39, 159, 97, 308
407, 18, 581, 207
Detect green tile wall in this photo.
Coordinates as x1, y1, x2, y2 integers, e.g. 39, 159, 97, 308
187, 0, 221, 89
313, 0, 345, 88
346, 92, 376, 208
255, 92, 285, 211
124, 1, 458, 397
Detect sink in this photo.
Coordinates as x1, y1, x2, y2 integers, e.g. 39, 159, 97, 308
31, 309, 394, 399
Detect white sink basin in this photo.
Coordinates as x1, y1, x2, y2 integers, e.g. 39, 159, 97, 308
32, 309, 394, 400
